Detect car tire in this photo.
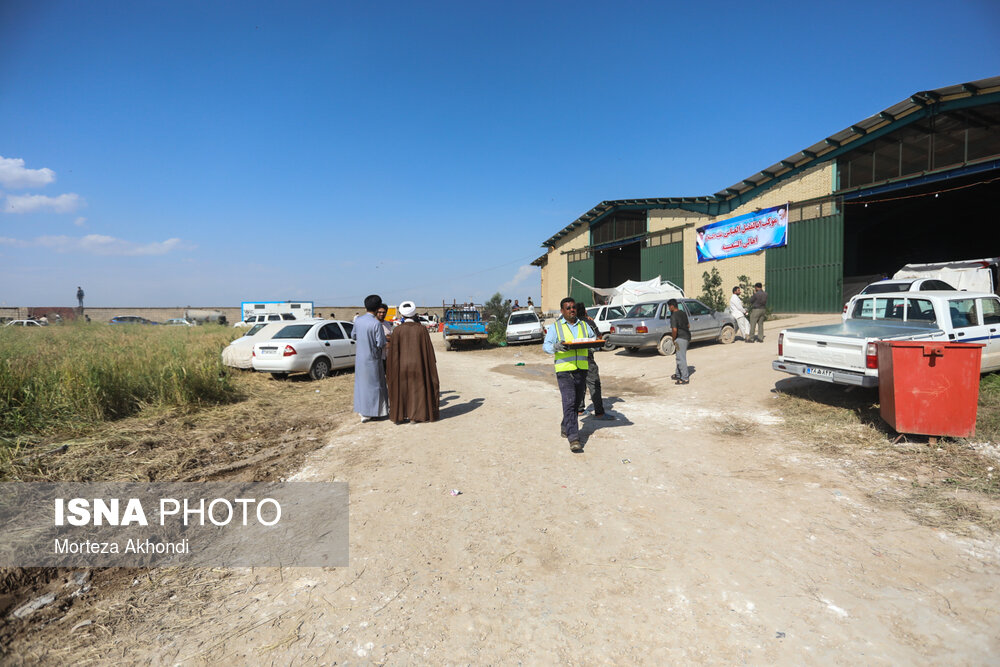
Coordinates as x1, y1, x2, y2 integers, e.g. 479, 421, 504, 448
657, 336, 675, 356
309, 358, 331, 381
624, 346, 639, 354
270, 372, 289, 380
718, 325, 735, 344
602, 340, 617, 351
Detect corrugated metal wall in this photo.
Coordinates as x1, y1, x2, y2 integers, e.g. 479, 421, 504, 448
640, 241, 684, 290
567, 258, 595, 306
764, 213, 844, 312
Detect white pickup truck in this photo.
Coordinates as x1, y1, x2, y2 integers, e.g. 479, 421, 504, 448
773, 291, 1000, 387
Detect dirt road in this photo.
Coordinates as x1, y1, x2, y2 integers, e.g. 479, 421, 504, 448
26, 315, 1000, 664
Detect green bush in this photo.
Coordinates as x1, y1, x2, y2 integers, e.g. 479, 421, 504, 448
482, 292, 512, 345
700, 267, 726, 312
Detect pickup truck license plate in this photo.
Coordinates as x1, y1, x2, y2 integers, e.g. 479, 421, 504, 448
805, 366, 832, 377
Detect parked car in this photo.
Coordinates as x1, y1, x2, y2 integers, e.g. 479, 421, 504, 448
234, 313, 297, 328
251, 319, 356, 380
221, 322, 289, 369
585, 305, 626, 350
774, 290, 1000, 387
164, 318, 194, 326
606, 298, 737, 355
843, 278, 958, 318
109, 316, 158, 325
506, 309, 545, 345
418, 314, 438, 331
4, 319, 44, 327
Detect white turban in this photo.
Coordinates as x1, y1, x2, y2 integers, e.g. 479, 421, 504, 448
398, 301, 417, 318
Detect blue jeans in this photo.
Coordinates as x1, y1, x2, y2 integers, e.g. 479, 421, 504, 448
556, 370, 587, 442
675, 338, 690, 381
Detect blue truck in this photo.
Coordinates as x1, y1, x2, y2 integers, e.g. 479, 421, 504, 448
442, 307, 488, 350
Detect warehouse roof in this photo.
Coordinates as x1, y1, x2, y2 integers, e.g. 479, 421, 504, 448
542, 75, 1000, 247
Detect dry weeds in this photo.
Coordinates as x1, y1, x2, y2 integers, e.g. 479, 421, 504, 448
775, 378, 1000, 535
0, 368, 356, 661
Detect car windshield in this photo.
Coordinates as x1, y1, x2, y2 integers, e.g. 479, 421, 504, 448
509, 313, 539, 325
272, 324, 312, 339
624, 303, 659, 318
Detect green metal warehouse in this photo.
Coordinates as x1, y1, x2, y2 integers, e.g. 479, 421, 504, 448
535, 76, 1000, 313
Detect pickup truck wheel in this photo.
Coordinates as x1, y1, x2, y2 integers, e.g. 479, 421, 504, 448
309, 358, 331, 381
445, 340, 454, 351
657, 336, 676, 356
270, 372, 289, 380
718, 325, 735, 344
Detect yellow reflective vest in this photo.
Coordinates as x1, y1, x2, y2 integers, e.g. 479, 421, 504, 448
554, 319, 590, 372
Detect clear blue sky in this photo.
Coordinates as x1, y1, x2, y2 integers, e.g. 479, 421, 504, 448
1, 1, 997, 308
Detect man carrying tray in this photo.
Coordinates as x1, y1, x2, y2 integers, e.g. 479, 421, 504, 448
543, 297, 598, 453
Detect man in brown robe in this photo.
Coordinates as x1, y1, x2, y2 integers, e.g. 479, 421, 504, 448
387, 301, 440, 424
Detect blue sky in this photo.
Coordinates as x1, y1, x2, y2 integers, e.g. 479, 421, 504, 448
1, 1, 998, 308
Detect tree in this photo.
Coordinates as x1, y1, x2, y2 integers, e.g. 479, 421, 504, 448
700, 267, 726, 312
482, 292, 511, 345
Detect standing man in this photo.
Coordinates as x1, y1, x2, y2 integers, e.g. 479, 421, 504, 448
574, 303, 614, 421
748, 282, 768, 343
543, 297, 595, 453
668, 299, 691, 385
386, 300, 440, 424
375, 303, 393, 362
729, 286, 750, 342
352, 294, 389, 422
76, 286, 85, 310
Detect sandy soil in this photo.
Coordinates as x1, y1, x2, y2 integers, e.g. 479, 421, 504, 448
9, 314, 1000, 664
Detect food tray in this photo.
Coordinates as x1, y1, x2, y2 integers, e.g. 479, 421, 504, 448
564, 339, 606, 349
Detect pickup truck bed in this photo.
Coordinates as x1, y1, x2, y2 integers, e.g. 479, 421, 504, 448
775, 321, 941, 387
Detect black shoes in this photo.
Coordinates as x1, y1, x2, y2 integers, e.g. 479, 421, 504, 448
569, 441, 584, 453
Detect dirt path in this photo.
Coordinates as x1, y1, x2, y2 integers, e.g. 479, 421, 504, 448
23, 315, 1000, 664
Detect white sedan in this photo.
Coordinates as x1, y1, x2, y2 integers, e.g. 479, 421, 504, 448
251, 319, 356, 380
4, 319, 44, 327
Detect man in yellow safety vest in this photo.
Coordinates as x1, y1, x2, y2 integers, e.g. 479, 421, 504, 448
543, 297, 596, 453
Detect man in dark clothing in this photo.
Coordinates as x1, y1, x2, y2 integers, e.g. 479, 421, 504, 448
76, 286, 84, 310
748, 282, 768, 343
386, 300, 440, 424
543, 297, 596, 453
574, 303, 614, 420
668, 299, 691, 384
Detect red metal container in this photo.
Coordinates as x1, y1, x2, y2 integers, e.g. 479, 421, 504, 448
877, 341, 983, 438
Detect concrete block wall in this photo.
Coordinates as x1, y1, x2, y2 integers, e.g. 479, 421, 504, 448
540, 224, 589, 313
1, 306, 453, 324
682, 163, 834, 303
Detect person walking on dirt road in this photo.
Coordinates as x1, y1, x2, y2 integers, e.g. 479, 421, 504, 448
543, 297, 596, 453
668, 299, 691, 385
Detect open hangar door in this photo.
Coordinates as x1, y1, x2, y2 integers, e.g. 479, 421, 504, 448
842, 169, 1000, 299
